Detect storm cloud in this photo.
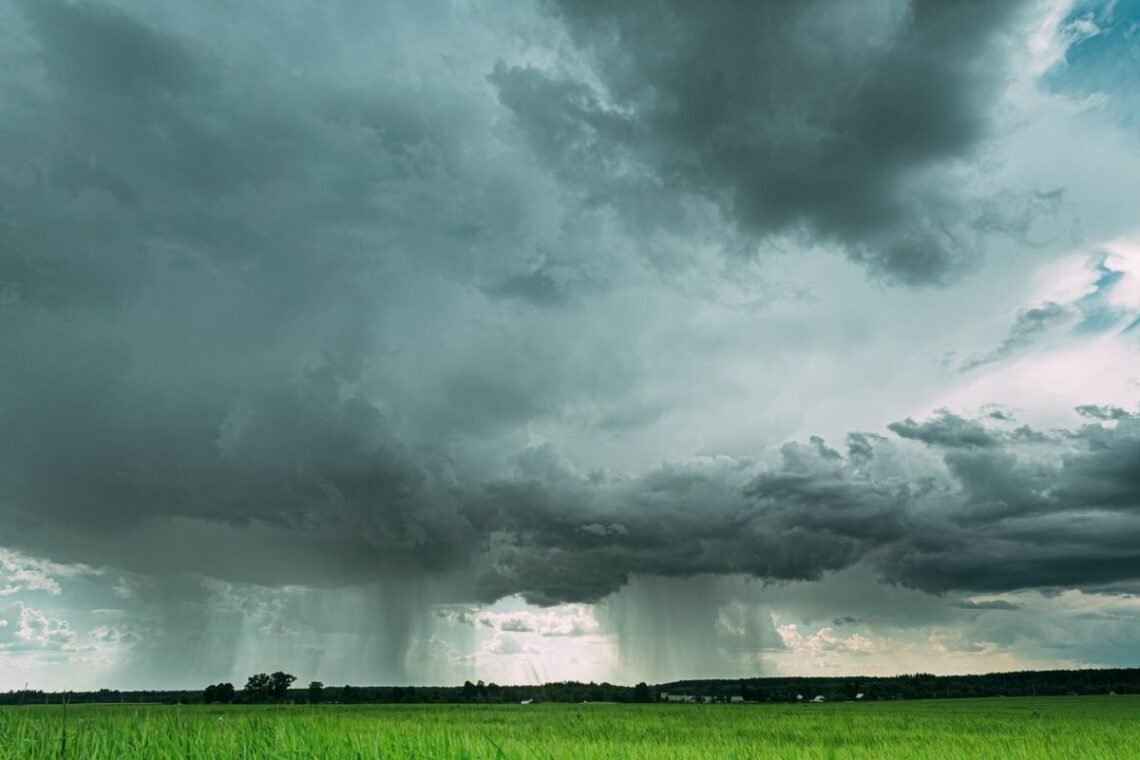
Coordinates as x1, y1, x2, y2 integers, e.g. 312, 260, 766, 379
2, 0, 1140, 687
1, 0, 1137, 601
464, 408, 1140, 603
493, 0, 1037, 284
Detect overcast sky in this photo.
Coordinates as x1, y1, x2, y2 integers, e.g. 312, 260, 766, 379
2, 0, 1140, 690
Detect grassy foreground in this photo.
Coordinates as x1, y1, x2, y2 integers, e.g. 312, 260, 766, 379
2, 696, 1139, 759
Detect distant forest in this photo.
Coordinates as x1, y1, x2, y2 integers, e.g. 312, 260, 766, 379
3, 668, 1140, 706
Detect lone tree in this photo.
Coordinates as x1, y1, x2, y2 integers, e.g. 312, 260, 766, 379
307, 681, 324, 704
244, 672, 296, 702
270, 671, 297, 700
632, 682, 652, 703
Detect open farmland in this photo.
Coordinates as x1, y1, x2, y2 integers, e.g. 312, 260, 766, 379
2, 697, 1139, 759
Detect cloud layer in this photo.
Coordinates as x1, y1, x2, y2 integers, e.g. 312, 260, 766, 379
2, 0, 1139, 599
1, 0, 1139, 686
494, 0, 1038, 284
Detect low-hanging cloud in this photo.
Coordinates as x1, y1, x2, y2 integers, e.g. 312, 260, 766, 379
7, 368, 1140, 606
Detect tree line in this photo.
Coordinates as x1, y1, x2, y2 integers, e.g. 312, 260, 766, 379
200, 676, 655, 705
661, 668, 1140, 702
4, 668, 1139, 706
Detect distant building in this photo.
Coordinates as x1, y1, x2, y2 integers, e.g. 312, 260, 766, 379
811, 696, 826, 703
729, 696, 745, 703
855, 693, 865, 700
660, 693, 709, 703
520, 699, 533, 704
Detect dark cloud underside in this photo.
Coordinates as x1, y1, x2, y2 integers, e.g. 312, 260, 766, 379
494, 0, 1033, 284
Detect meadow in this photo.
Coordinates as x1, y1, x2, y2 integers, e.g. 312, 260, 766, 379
2, 696, 1138, 759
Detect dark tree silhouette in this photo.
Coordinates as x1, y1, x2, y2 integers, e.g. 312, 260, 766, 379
241, 672, 296, 702
243, 673, 273, 702
13, 666, 1140, 707
270, 672, 296, 700
203, 682, 236, 704
633, 682, 652, 703
307, 681, 325, 704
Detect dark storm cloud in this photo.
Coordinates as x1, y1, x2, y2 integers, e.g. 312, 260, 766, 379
462, 442, 908, 604
493, 0, 1035, 283
6, 326, 1140, 605
460, 409, 1140, 604
0, 0, 527, 582
2, 0, 1137, 614
0, 360, 477, 586
1, 0, 537, 310
0, 0, 667, 597
871, 413, 1140, 594
16, 0, 203, 98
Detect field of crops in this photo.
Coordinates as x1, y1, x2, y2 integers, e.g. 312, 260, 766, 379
2, 696, 1138, 759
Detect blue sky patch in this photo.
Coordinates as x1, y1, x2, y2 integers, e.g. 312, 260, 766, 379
1045, 0, 1140, 127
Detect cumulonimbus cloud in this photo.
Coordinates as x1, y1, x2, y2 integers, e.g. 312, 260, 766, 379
2, 0, 1137, 615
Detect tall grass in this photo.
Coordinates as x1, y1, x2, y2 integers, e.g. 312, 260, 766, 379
1, 696, 1138, 759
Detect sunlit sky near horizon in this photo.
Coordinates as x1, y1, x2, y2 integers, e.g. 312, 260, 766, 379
2, 0, 1140, 691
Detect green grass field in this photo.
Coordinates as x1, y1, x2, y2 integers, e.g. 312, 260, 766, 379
2, 697, 1138, 759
